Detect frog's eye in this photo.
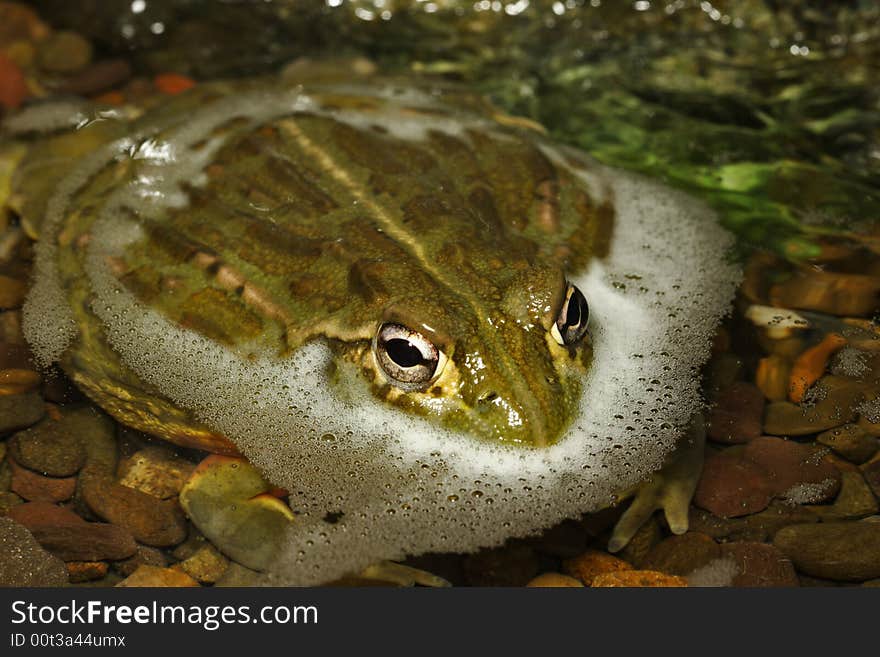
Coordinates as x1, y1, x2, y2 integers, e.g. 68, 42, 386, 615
374, 323, 445, 390
551, 283, 590, 346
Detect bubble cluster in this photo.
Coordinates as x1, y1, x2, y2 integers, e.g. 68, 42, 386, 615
22, 80, 739, 584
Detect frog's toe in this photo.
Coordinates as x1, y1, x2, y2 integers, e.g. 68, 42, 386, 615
359, 561, 451, 587
608, 415, 706, 553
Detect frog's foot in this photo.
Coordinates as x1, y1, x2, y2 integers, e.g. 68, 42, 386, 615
607, 415, 706, 553
358, 561, 451, 587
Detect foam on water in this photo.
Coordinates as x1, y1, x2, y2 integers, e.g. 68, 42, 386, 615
21, 82, 740, 584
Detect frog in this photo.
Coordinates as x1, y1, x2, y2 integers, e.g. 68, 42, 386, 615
2, 65, 738, 584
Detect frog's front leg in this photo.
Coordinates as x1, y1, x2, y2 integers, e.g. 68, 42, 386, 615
607, 414, 705, 553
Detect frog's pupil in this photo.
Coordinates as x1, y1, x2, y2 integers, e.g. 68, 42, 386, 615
386, 339, 423, 368
566, 293, 581, 327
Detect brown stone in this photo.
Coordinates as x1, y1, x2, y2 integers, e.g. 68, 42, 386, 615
0, 391, 45, 433
807, 471, 879, 520
774, 521, 880, 581
463, 543, 540, 587
37, 30, 93, 73
0, 274, 26, 309
755, 355, 792, 402
562, 549, 632, 585
770, 270, 880, 317
719, 542, 799, 587
30, 522, 136, 562
0, 368, 41, 395
708, 382, 764, 444
113, 545, 169, 578
742, 436, 841, 502
81, 476, 187, 547
0, 341, 33, 369
176, 545, 229, 584
525, 573, 584, 587
118, 447, 195, 500
117, 565, 199, 587
67, 561, 109, 583
9, 456, 76, 503
591, 570, 687, 587
6, 501, 85, 530
817, 424, 878, 464
773, 520, 880, 581
8, 418, 86, 477
642, 532, 721, 576
0, 491, 22, 514
56, 58, 132, 96
688, 502, 819, 543
863, 459, 880, 499
763, 377, 863, 436
694, 453, 773, 518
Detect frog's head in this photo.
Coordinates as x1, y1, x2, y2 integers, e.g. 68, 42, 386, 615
355, 261, 592, 447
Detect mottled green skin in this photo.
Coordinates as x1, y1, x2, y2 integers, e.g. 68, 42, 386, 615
19, 76, 614, 449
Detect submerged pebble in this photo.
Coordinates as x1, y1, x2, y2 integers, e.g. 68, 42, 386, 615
773, 521, 880, 581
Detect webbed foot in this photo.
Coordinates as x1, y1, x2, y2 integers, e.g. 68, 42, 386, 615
607, 415, 706, 553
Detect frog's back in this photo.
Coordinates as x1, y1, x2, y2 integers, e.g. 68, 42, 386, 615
16, 75, 614, 450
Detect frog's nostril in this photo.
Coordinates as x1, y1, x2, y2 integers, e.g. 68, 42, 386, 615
477, 390, 499, 404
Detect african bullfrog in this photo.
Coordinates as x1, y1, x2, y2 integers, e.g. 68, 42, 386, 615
2, 66, 738, 584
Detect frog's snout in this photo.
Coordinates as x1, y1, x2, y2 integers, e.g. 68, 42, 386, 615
471, 382, 560, 448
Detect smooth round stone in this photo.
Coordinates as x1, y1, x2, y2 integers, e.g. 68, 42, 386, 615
67, 560, 109, 583
694, 453, 774, 518
117, 446, 195, 500
742, 436, 840, 502
9, 418, 86, 477
113, 545, 168, 579
69, 407, 118, 482
817, 424, 878, 464
769, 270, 880, 317
0, 391, 45, 433
808, 471, 879, 520
719, 542, 799, 587
774, 521, 880, 581
56, 58, 131, 96
117, 565, 199, 588
526, 573, 584, 587
763, 377, 862, 436
0, 491, 23, 515
81, 476, 187, 548
863, 459, 880, 499
29, 521, 136, 562
8, 457, 76, 503
562, 549, 632, 585
177, 545, 230, 584
641, 532, 721, 577
707, 381, 764, 444
6, 501, 85, 530
37, 30, 92, 73
0, 517, 68, 586
591, 570, 687, 587
688, 502, 818, 543
0, 274, 26, 309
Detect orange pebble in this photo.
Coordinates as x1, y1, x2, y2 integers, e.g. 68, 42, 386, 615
562, 549, 632, 586
93, 90, 125, 105
154, 72, 196, 95
788, 332, 847, 403
0, 52, 28, 109
591, 570, 688, 587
